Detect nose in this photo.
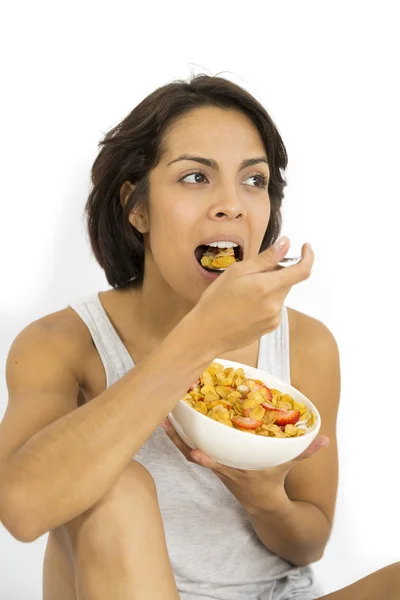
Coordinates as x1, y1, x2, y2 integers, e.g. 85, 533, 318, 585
207, 189, 244, 222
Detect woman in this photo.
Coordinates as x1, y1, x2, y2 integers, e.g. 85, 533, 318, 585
0, 75, 398, 600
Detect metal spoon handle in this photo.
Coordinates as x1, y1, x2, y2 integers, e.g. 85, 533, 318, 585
278, 256, 302, 267
205, 256, 303, 273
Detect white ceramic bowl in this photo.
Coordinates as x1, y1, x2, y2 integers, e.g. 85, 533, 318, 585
169, 358, 321, 470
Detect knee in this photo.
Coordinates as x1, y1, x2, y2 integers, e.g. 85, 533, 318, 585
64, 461, 158, 559
99, 460, 157, 507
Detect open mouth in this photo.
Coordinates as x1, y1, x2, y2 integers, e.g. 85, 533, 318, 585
194, 242, 244, 273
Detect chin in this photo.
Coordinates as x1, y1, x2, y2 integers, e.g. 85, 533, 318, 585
173, 280, 207, 306
147, 263, 196, 298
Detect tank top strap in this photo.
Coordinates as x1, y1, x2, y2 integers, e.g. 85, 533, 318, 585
69, 293, 134, 387
257, 306, 291, 383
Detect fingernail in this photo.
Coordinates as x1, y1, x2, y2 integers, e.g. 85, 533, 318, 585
273, 236, 289, 252
320, 436, 330, 448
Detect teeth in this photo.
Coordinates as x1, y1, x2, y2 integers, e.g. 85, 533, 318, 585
207, 241, 238, 248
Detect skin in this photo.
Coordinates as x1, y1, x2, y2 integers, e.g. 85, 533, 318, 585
1, 106, 398, 599
120, 108, 339, 565
121, 105, 273, 330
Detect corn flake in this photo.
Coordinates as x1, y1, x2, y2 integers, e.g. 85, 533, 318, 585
184, 362, 317, 438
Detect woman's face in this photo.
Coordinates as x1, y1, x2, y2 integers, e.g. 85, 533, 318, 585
137, 106, 271, 304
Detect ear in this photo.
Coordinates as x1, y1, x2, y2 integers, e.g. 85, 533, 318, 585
120, 181, 149, 234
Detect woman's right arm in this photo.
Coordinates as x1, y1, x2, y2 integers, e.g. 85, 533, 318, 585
0, 240, 312, 543
0, 309, 216, 543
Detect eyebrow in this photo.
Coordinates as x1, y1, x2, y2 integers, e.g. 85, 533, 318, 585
167, 154, 269, 171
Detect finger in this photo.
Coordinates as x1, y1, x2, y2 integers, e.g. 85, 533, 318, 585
240, 236, 291, 274
190, 449, 227, 471
161, 418, 196, 462
263, 243, 314, 292
162, 419, 227, 471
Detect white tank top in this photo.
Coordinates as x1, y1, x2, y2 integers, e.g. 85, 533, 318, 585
69, 293, 323, 600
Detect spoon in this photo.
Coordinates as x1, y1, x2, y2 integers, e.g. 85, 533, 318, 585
277, 256, 302, 267
204, 256, 303, 273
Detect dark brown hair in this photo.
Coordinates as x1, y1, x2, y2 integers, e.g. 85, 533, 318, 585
85, 75, 288, 288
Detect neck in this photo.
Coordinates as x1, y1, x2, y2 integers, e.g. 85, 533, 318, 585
127, 266, 196, 344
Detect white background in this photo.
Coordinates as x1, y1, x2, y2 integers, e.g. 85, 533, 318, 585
0, 1, 399, 598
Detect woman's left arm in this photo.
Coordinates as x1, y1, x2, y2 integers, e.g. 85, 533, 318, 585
238, 310, 341, 566
163, 310, 340, 567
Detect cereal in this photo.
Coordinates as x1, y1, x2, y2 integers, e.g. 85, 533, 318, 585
183, 362, 316, 438
200, 247, 237, 269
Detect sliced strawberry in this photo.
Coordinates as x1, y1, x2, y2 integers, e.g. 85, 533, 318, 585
243, 406, 261, 417
261, 401, 286, 413
253, 381, 273, 401
274, 410, 301, 426
232, 416, 262, 430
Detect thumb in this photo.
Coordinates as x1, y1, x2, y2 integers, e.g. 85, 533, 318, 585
252, 236, 290, 272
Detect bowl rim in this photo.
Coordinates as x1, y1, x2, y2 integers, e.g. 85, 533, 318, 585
175, 357, 321, 443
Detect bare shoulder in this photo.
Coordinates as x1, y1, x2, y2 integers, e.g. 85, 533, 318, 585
1, 307, 96, 469
7, 306, 93, 388
287, 307, 339, 364
17, 305, 90, 342
286, 307, 340, 407
287, 307, 338, 350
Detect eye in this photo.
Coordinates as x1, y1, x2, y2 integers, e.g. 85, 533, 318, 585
243, 174, 269, 188
180, 171, 209, 184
